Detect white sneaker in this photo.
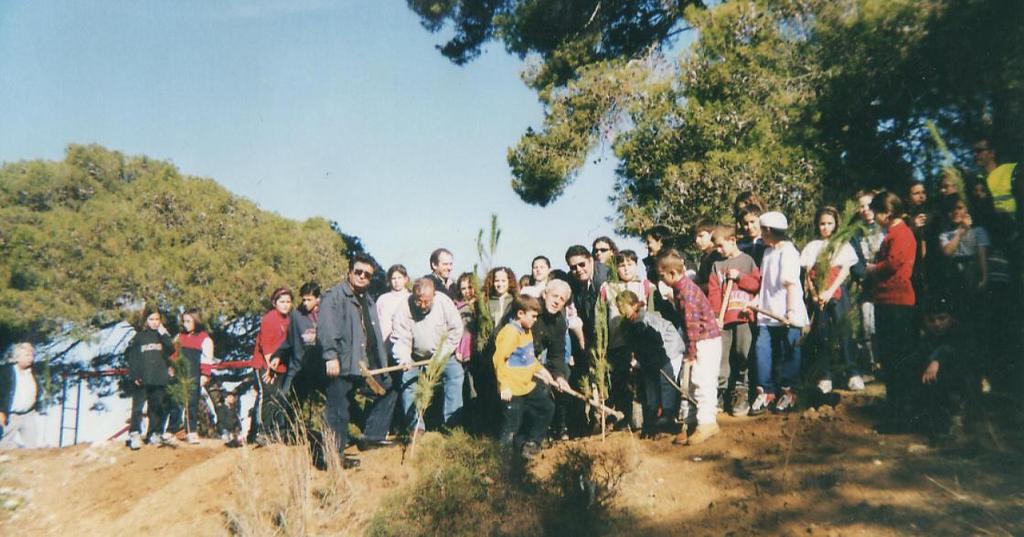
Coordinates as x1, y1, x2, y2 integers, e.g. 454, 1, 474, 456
160, 432, 178, 446
187, 432, 200, 445
128, 432, 142, 451
847, 375, 865, 391
750, 388, 775, 416
147, 434, 160, 445
817, 379, 833, 394
773, 388, 797, 413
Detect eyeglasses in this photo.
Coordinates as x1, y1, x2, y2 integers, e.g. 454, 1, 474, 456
353, 268, 374, 279
569, 261, 587, 271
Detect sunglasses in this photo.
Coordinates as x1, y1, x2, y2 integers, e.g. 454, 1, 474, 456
569, 261, 588, 271
353, 268, 374, 278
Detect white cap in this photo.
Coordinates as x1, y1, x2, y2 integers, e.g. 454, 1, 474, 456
759, 211, 788, 230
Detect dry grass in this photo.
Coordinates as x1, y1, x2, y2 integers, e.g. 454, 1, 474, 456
224, 418, 356, 537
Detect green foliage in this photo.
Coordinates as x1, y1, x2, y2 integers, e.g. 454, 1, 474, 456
583, 289, 611, 404
167, 351, 193, 428
473, 214, 501, 351
412, 335, 453, 431
419, 0, 1024, 240
367, 431, 543, 537
407, 0, 701, 89
0, 144, 350, 342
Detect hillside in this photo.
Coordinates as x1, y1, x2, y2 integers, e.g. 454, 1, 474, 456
2, 386, 1021, 536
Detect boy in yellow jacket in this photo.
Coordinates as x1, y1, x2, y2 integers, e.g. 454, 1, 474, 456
493, 295, 556, 459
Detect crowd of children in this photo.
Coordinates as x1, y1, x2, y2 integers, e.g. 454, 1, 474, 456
90, 160, 1016, 462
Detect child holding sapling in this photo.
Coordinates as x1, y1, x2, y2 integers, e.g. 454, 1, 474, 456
616, 290, 685, 438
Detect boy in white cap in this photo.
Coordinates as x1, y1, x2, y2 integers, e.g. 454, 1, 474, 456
749, 211, 810, 414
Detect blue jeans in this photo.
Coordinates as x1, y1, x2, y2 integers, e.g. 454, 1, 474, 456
754, 326, 802, 395
399, 357, 465, 430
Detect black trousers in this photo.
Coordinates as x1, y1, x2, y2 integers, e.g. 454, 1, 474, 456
499, 383, 555, 449
875, 304, 916, 410
324, 374, 397, 454
130, 384, 167, 438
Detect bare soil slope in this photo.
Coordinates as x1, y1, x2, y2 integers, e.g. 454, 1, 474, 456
2, 386, 1022, 536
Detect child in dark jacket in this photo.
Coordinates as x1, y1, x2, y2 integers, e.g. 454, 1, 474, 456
907, 296, 975, 440
127, 305, 175, 450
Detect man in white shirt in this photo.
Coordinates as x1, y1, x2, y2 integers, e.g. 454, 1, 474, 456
392, 278, 465, 434
0, 343, 42, 449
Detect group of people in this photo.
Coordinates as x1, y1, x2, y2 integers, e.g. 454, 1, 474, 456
2, 138, 1020, 461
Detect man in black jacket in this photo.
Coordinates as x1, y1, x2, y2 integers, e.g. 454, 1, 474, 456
318, 255, 397, 467
424, 248, 458, 299
1, 343, 43, 449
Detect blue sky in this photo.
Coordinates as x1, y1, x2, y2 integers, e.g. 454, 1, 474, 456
0, 0, 653, 280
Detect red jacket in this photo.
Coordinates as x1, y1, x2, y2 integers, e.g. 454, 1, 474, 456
707, 265, 761, 326
670, 277, 721, 359
872, 221, 916, 306
252, 310, 290, 370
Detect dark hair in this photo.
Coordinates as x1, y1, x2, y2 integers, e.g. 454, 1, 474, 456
532, 255, 551, 268
269, 288, 293, 310
733, 191, 765, 221
869, 191, 905, 219
738, 206, 762, 220
455, 272, 477, 301
299, 281, 321, 298
549, 269, 571, 284
615, 249, 638, 264
139, 303, 163, 330
181, 308, 205, 333
511, 295, 542, 316
695, 220, 717, 234
483, 267, 519, 298
564, 244, 591, 263
813, 206, 841, 238
385, 264, 408, 281
350, 254, 375, 270
642, 225, 670, 242
592, 236, 618, 255
429, 248, 453, 267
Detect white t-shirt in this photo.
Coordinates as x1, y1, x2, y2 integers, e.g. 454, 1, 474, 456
756, 241, 809, 327
11, 366, 37, 413
800, 240, 858, 269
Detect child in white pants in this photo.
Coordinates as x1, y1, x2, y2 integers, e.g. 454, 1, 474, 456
678, 337, 724, 432
657, 250, 724, 446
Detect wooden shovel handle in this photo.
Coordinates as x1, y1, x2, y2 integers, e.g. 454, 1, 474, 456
362, 358, 433, 377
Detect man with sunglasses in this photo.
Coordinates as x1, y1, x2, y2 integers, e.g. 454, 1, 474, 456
318, 254, 397, 468
564, 244, 607, 433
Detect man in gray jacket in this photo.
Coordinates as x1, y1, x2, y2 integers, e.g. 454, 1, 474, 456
318, 255, 397, 465
392, 278, 464, 434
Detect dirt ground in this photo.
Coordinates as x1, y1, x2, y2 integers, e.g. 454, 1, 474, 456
2, 384, 1022, 536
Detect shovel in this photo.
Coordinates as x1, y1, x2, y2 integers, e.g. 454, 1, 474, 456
359, 359, 432, 396
534, 373, 625, 422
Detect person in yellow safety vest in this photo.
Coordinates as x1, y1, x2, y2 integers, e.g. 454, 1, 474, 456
973, 139, 1019, 218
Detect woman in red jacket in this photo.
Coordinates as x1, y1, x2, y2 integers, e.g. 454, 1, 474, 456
866, 191, 917, 425
250, 287, 292, 445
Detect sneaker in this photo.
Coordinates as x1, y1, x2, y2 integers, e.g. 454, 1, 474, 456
186, 432, 200, 445
254, 434, 271, 448
817, 379, 833, 394
672, 429, 689, 445
128, 432, 142, 451
847, 375, 865, 391
687, 423, 720, 445
147, 433, 160, 446
730, 390, 750, 417
773, 388, 797, 413
521, 441, 541, 460
225, 436, 243, 448
750, 388, 775, 416
160, 432, 178, 447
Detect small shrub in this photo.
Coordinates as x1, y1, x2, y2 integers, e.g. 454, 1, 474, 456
367, 431, 543, 537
